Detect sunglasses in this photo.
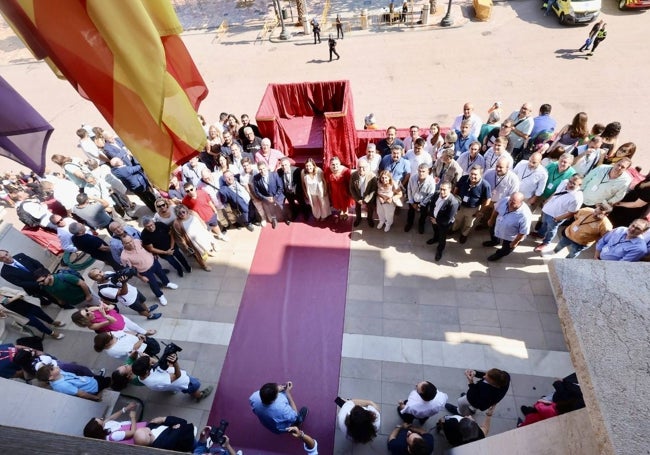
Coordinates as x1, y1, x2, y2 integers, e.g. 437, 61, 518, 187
156, 203, 167, 208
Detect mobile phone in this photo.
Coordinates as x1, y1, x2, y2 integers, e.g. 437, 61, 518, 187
334, 396, 346, 407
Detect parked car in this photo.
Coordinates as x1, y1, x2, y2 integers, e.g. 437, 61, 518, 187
547, 0, 601, 24
617, 0, 650, 9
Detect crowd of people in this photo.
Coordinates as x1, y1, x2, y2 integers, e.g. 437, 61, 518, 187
0, 103, 646, 452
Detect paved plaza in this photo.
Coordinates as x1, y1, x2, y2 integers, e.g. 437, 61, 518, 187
0, 1, 648, 453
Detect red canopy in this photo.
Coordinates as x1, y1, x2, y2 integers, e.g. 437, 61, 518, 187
255, 80, 358, 167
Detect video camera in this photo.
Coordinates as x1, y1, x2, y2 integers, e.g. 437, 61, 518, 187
209, 420, 229, 445
109, 266, 139, 284
154, 342, 183, 371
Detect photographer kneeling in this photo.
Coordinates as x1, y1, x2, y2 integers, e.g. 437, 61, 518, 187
193, 423, 242, 455
131, 350, 213, 402
89, 267, 162, 320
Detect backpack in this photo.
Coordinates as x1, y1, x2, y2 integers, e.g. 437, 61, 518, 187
97, 282, 121, 303
55, 268, 83, 280
17, 201, 42, 228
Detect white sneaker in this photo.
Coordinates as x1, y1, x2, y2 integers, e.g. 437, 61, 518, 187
165, 282, 179, 290
384, 223, 391, 232
377, 222, 384, 230
218, 233, 230, 242
158, 295, 168, 306
260, 220, 267, 227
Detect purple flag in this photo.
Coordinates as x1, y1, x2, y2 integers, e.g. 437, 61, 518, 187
0, 76, 53, 175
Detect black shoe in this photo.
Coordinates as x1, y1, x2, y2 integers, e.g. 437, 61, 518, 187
163, 268, 170, 274
246, 223, 254, 232
185, 266, 192, 273
482, 240, 499, 247
271, 218, 278, 229
404, 224, 413, 232
368, 219, 375, 228
353, 219, 361, 227
418, 225, 425, 234
61, 304, 76, 310
177, 269, 184, 277
285, 220, 291, 225
148, 304, 159, 312
435, 252, 442, 261
487, 252, 504, 262
459, 235, 468, 244
521, 405, 535, 415
445, 403, 459, 414
426, 237, 438, 245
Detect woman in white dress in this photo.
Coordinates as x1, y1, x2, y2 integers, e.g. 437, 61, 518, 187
172, 204, 216, 271
301, 158, 330, 221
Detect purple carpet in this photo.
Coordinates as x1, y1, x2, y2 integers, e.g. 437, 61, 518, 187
208, 220, 351, 454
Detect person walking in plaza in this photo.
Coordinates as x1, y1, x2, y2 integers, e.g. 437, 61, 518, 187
311, 18, 321, 44
336, 14, 344, 39
328, 35, 340, 61
250, 381, 309, 434
589, 23, 607, 55
579, 20, 603, 52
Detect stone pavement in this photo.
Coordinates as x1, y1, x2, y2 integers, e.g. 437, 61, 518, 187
1, 1, 648, 453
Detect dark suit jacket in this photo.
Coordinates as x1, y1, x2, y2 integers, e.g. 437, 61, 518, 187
111, 164, 148, 192
277, 166, 305, 199
149, 416, 196, 452
349, 171, 378, 204
0, 253, 46, 295
428, 193, 460, 226
252, 171, 285, 204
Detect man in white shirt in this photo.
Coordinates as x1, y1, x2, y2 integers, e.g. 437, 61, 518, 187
132, 353, 213, 401
572, 135, 604, 177
513, 152, 548, 207
451, 102, 482, 139
405, 163, 436, 233
404, 138, 433, 176
457, 141, 486, 176
398, 381, 449, 424
532, 174, 584, 252
506, 102, 534, 159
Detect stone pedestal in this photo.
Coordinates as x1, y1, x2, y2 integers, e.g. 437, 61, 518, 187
548, 259, 650, 455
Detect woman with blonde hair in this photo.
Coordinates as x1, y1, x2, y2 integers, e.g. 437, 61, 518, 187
376, 170, 402, 232
301, 158, 330, 221
172, 204, 216, 271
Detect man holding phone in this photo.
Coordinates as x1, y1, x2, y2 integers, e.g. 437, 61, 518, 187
249, 381, 308, 434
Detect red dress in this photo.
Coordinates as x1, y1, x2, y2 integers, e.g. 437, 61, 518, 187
326, 167, 352, 211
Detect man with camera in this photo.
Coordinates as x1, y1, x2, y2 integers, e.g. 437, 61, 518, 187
193, 424, 242, 455
131, 350, 213, 402
88, 267, 161, 320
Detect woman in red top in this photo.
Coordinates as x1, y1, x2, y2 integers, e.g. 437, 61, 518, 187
325, 157, 352, 221
71, 302, 155, 335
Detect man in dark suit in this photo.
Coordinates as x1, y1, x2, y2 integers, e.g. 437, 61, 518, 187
349, 160, 377, 227
252, 161, 286, 228
426, 182, 460, 261
134, 415, 196, 452
0, 249, 54, 305
109, 157, 157, 212
277, 158, 308, 222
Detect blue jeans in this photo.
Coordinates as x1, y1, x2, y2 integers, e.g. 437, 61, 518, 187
538, 212, 564, 245
140, 259, 169, 297
553, 231, 588, 258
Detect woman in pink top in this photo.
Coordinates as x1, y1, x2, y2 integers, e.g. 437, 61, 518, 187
71, 302, 155, 335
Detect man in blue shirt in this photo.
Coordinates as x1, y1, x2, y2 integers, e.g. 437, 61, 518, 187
250, 381, 308, 434
595, 219, 648, 262
483, 192, 532, 262
380, 145, 411, 191
453, 165, 491, 244
530, 103, 557, 140
36, 364, 111, 401
387, 422, 434, 455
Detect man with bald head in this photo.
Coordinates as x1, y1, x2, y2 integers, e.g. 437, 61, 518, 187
506, 102, 534, 160
452, 102, 482, 139
513, 152, 548, 207
483, 192, 532, 262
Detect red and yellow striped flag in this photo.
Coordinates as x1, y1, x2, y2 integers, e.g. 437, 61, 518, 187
0, 0, 208, 188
